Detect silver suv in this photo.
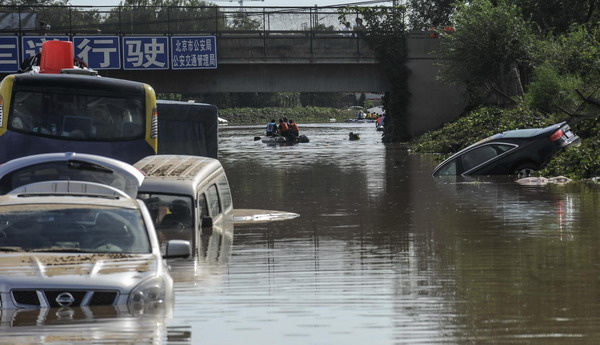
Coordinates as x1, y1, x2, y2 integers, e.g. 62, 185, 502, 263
0, 152, 190, 311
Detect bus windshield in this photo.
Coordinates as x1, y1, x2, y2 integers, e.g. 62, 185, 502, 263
10, 88, 145, 140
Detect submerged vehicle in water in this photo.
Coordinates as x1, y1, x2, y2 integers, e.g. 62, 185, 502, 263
432, 122, 580, 178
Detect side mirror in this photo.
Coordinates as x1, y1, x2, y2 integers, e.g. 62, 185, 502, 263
201, 216, 213, 228
163, 239, 191, 259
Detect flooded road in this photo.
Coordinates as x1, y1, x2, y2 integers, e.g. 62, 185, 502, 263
2, 122, 600, 344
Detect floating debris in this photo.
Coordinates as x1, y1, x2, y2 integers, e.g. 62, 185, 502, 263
516, 176, 572, 186
233, 209, 300, 225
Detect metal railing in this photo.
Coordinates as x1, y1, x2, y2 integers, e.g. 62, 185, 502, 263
0, 5, 377, 36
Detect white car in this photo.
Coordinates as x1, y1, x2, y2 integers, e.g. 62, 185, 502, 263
0, 152, 190, 311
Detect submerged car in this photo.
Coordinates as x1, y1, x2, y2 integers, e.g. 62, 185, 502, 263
0, 152, 191, 310
432, 122, 580, 178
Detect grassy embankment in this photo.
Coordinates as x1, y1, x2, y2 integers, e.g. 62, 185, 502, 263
218, 106, 357, 125
409, 106, 600, 179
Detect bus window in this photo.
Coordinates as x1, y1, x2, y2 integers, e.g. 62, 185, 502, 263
206, 185, 221, 217
11, 90, 144, 140
0, 74, 158, 164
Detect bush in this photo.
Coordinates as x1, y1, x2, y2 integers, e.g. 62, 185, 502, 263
410, 106, 552, 155
524, 63, 582, 114
218, 107, 355, 125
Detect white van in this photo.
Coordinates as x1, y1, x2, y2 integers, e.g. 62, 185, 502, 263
134, 155, 234, 256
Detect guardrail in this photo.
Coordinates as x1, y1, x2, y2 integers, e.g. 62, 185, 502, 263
0, 5, 377, 36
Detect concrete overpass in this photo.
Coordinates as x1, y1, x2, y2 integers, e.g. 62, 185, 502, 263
103, 31, 467, 137
0, 5, 467, 137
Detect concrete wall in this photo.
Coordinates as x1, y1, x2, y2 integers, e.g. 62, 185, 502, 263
405, 59, 468, 138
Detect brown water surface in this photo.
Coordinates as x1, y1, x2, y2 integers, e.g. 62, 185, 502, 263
2, 122, 600, 344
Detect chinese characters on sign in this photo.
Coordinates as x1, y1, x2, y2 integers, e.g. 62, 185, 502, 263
21, 36, 69, 61
0, 35, 218, 73
0, 37, 19, 73
74, 36, 120, 70
123, 37, 169, 70
171, 36, 217, 70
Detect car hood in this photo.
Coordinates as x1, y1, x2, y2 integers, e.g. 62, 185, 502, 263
0, 253, 160, 292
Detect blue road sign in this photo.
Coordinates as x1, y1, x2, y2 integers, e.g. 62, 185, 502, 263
73, 36, 120, 70
0, 37, 19, 73
123, 37, 169, 70
21, 36, 69, 61
171, 36, 217, 70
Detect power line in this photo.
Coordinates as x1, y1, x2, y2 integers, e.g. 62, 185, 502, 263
210, 0, 264, 8
326, 0, 397, 7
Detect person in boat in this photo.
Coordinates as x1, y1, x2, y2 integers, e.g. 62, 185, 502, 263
376, 114, 383, 127
266, 119, 278, 136
278, 118, 290, 139
288, 119, 299, 141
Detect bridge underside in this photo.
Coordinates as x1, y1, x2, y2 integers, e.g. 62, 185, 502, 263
103, 59, 467, 138
102, 63, 387, 93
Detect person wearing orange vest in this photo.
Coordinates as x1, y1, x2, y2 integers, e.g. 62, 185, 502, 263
278, 118, 289, 137
289, 119, 299, 141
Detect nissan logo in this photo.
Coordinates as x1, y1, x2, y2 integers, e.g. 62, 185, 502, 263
55, 292, 75, 307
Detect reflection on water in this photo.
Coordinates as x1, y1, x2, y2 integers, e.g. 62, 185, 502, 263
4, 122, 600, 344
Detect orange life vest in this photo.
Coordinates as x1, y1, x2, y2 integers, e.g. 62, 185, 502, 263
279, 122, 289, 132
290, 123, 299, 132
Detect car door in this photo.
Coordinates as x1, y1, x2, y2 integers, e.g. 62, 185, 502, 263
462, 143, 517, 175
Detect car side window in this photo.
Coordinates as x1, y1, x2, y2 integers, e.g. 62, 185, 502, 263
217, 175, 232, 210
197, 192, 209, 220
207, 185, 221, 217
460, 144, 513, 172
436, 159, 457, 176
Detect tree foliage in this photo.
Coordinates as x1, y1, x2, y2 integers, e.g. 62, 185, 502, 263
339, 5, 410, 141
405, 0, 456, 31
507, 0, 598, 35
437, 0, 538, 102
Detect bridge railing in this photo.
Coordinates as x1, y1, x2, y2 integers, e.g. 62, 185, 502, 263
0, 6, 437, 64
0, 5, 374, 35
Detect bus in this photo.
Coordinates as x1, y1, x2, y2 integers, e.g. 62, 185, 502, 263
0, 41, 158, 164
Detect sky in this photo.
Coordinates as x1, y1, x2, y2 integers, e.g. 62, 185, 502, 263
69, 0, 395, 8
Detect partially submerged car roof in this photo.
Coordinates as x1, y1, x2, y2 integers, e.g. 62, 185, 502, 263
0, 152, 144, 198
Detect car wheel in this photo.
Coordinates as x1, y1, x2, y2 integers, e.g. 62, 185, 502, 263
515, 164, 537, 179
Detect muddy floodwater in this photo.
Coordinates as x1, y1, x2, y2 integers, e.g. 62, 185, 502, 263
2, 122, 600, 344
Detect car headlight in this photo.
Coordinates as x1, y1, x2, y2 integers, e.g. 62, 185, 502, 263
128, 277, 167, 313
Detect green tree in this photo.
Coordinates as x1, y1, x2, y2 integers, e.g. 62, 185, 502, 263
228, 11, 261, 30
105, 0, 222, 34
507, 0, 598, 35
406, 0, 456, 31
339, 5, 410, 142
437, 0, 538, 103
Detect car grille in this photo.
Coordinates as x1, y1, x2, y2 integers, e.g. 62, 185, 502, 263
11, 289, 118, 307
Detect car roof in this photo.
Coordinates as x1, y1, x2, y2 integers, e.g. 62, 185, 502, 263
0, 152, 144, 198
134, 155, 224, 196
490, 122, 564, 139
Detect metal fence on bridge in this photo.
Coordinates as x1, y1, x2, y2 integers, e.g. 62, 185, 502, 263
0, 5, 379, 36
